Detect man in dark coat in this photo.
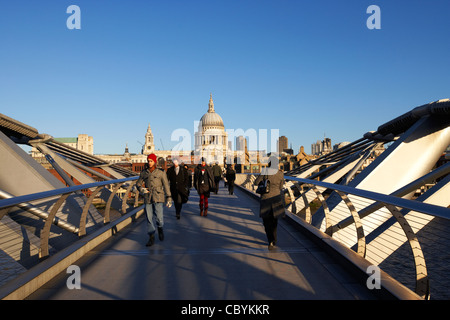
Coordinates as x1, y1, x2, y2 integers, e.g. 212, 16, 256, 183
254, 156, 285, 249
166, 159, 190, 220
183, 163, 193, 188
194, 158, 215, 217
212, 162, 222, 194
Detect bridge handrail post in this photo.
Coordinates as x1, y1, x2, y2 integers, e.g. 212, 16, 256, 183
308, 185, 332, 235
284, 181, 297, 213
104, 182, 125, 224
384, 204, 429, 299
78, 186, 104, 237
335, 190, 366, 258
300, 191, 312, 224
39, 193, 71, 259
122, 183, 136, 213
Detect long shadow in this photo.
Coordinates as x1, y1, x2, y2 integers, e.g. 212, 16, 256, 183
28, 182, 365, 300
115, 183, 357, 299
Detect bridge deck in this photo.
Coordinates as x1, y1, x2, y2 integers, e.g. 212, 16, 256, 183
27, 183, 376, 300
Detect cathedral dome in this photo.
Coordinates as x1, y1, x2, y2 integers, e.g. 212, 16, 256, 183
195, 93, 228, 164
200, 93, 224, 129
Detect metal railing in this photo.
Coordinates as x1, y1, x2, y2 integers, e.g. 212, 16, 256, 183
237, 172, 450, 300
0, 176, 140, 260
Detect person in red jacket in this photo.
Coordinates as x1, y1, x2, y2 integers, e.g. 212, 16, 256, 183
193, 158, 215, 217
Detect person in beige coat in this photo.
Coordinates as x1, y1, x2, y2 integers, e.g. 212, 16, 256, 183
254, 156, 285, 249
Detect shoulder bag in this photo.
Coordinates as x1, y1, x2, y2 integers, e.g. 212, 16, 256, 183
255, 175, 270, 194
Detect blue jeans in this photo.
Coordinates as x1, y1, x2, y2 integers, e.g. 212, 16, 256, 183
145, 202, 164, 235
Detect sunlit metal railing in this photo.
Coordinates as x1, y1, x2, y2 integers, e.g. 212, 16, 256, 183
0, 176, 140, 260
236, 172, 450, 300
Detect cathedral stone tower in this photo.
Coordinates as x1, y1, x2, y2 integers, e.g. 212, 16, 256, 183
142, 124, 155, 155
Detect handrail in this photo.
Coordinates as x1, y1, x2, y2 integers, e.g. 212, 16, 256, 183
243, 172, 450, 220
239, 172, 450, 299
284, 176, 450, 220
0, 176, 140, 260
0, 176, 138, 210
333, 162, 450, 232
282, 175, 449, 299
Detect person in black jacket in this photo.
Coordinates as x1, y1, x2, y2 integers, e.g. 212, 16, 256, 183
254, 156, 285, 249
212, 162, 222, 194
166, 159, 190, 220
225, 164, 236, 195
183, 163, 193, 189
193, 158, 215, 217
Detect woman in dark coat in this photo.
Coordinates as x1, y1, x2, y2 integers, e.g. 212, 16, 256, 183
166, 159, 189, 219
193, 158, 215, 217
225, 164, 236, 195
254, 157, 285, 249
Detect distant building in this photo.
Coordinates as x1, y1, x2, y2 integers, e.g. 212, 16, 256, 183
236, 135, 246, 152
142, 124, 155, 155
34, 94, 275, 173
30, 134, 94, 169
31, 134, 93, 157
278, 136, 288, 154
194, 93, 228, 165
53, 134, 94, 155
311, 137, 332, 156
95, 94, 230, 170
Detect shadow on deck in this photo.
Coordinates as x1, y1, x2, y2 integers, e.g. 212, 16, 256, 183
27, 182, 376, 300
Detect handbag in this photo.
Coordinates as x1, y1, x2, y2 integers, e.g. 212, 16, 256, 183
255, 175, 270, 194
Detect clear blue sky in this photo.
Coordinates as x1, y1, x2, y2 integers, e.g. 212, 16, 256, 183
1, 0, 449, 155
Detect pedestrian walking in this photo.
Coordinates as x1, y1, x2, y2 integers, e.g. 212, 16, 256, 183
137, 153, 172, 246
194, 158, 215, 217
212, 161, 222, 194
225, 164, 236, 195
254, 156, 285, 250
166, 159, 190, 220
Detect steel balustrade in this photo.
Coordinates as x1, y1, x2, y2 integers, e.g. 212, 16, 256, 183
236, 172, 450, 299
0, 176, 139, 259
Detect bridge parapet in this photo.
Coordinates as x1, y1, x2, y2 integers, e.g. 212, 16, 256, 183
0, 114, 144, 292
0, 177, 145, 299
236, 99, 450, 300
0, 99, 449, 299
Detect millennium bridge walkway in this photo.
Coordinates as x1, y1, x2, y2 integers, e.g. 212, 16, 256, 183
1, 99, 450, 301
23, 182, 379, 300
